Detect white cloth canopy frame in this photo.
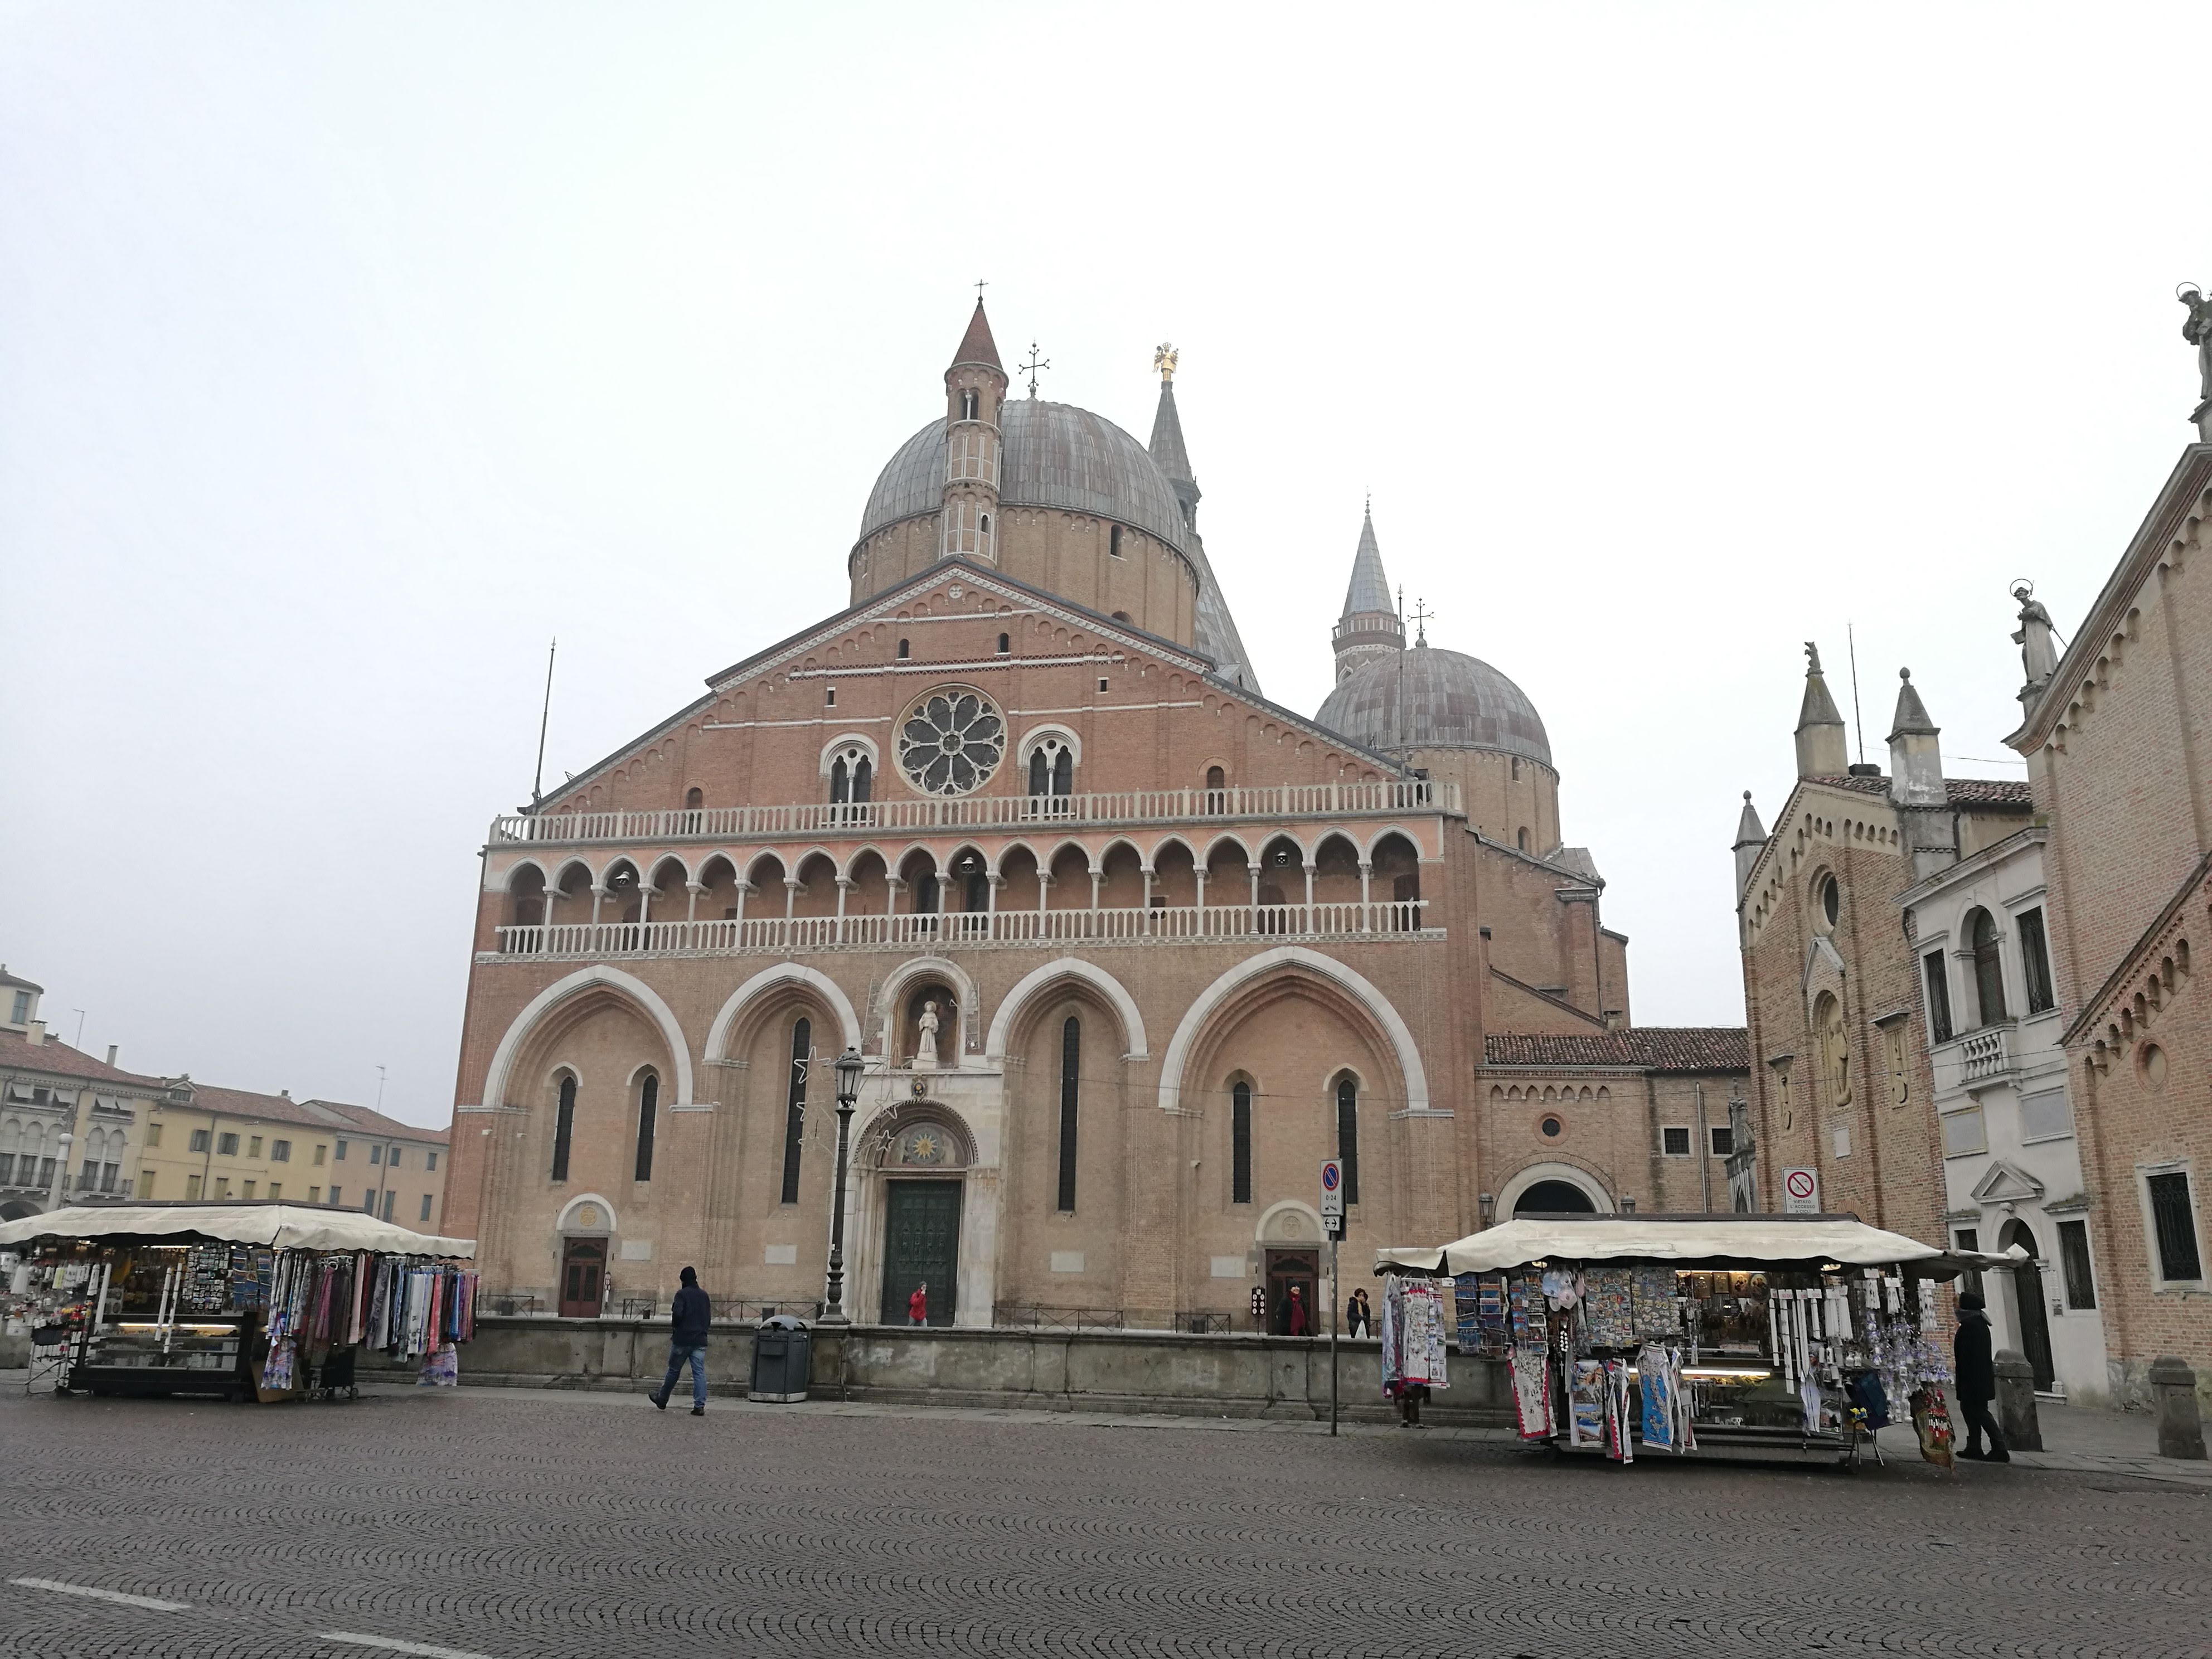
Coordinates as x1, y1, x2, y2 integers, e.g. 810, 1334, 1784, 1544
0, 1202, 475, 1258
1375, 1215, 2024, 1278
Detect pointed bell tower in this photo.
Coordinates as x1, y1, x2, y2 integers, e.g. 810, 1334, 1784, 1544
1793, 642, 1850, 778
941, 299, 1008, 565
1331, 502, 1404, 681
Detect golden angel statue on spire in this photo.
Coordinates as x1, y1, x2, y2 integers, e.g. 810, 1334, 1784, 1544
1153, 342, 1178, 384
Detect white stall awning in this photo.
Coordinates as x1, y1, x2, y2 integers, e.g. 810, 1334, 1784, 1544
1376, 1215, 2020, 1277
0, 1202, 474, 1258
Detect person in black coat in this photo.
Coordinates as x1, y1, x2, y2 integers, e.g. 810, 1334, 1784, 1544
650, 1265, 712, 1416
1953, 1291, 2008, 1461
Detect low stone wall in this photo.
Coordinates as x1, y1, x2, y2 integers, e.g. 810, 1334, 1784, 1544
371, 1316, 1510, 1426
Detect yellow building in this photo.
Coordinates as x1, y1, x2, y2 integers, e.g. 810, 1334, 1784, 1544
139, 1086, 449, 1229
2, 964, 449, 1229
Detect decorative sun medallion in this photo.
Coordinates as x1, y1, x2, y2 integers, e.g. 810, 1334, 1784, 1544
896, 686, 1005, 796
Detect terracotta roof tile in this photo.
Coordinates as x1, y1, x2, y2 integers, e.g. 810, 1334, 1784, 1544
0, 1029, 169, 1089
1808, 774, 2032, 807
1485, 1028, 1749, 1073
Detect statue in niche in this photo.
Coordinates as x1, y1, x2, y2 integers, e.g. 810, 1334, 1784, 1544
913, 1000, 942, 1071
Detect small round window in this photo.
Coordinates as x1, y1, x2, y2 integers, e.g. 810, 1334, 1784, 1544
896, 686, 1005, 796
1540, 1114, 1563, 1139
1819, 874, 1841, 929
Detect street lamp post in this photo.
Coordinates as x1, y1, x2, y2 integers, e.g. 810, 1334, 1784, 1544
819, 1047, 865, 1325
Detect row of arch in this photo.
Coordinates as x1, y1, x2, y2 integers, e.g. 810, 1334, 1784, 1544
502, 831, 1425, 928
474, 945, 1433, 1124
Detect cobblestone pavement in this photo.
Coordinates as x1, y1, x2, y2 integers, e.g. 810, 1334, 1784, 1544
1, 1386, 2206, 1659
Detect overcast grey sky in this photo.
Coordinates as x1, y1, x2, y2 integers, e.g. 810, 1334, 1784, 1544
3, 4, 2206, 1127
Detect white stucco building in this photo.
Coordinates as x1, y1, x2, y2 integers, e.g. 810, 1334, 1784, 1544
1901, 824, 2109, 1403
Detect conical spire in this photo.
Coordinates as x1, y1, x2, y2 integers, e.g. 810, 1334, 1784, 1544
1148, 380, 1194, 484
1886, 666, 1938, 739
1330, 501, 1404, 681
1147, 373, 1200, 534
1732, 790, 1768, 899
950, 299, 1002, 371
1342, 502, 1393, 618
1733, 790, 1767, 848
1793, 641, 1849, 778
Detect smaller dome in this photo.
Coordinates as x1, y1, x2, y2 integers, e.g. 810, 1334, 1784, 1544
1315, 645, 1551, 767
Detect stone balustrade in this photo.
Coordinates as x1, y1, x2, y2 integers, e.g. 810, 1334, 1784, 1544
488, 778, 1457, 849
486, 901, 1437, 962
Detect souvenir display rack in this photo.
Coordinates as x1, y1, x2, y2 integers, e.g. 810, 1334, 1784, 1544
1384, 1213, 2014, 1471
0, 1202, 477, 1405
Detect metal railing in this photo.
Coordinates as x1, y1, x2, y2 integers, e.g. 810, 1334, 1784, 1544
993, 1304, 1128, 1332
489, 778, 1457, 848
1170, 1311, 1234, 1335
490, 901, 1434, 961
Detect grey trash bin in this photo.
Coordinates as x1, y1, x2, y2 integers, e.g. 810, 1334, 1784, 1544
749, 1314, 811, 1403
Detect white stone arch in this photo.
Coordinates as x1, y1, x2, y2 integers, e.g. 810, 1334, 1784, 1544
550, 856, 595, 894
704, 961, 864, 1060
837, 843, 892, 884
874, 954, 982, 1060
1095, 834, 1147, 874
1157, 947, 1431, 1116
501, 857, 553, 894
1255, 827, 1313, 864
554, 1192, 618, 1235
1256, 1197, 1327, 1245
1201, 831, 1256, 867
991, 838, 1044, 880
1361, 824, 1425, 862
1147, 832, 1200, 874
1041, 836, 1098, 876
743, 848, 792, 887
643, 851, 692, 892
596, 851, 647, 887
479, 964, 696, 1112
985, 957, 1149, 1061
1494, 1160, 1615, 1217
817, 731, 881, 775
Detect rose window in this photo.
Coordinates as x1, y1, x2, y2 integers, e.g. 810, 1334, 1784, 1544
896, 687, 1005, 795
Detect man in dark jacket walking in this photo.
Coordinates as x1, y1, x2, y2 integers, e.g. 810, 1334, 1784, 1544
650, 1266, 711, 1415
1953, 1291, 2009, 1461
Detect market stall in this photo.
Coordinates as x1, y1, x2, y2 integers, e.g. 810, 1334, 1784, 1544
1377, 1214, 2022, 1468
0, 1202, 477, 1403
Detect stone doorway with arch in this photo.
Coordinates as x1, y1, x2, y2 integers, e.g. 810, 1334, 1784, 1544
555, 1195, 614, 1318
860, 1106, 974, 1328
1997, 1216, 2055, 1391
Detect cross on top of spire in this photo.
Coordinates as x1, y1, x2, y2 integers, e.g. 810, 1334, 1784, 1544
1020, 341, 1050, 399
1408, 598, 1435, 648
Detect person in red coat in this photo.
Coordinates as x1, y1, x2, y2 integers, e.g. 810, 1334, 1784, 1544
1287, 1284, 1311, 1336
908, 1280, 929, 1326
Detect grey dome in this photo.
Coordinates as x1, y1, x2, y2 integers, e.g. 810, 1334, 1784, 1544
1314, 644, 1552, 767
858, 401, 1189, 554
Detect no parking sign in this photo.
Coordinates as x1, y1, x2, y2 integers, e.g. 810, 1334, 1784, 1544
1320, 1160, 1344, 1239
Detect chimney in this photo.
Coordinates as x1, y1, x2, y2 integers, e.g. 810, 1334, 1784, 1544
106, 1044, 118, 1067
26, 1019, 46, 1046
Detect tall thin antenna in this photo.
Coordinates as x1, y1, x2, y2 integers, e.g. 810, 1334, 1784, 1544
532, 637, 557, 803
1846, 622, 1867, 767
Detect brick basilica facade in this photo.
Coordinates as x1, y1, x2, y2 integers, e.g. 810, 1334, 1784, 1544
442, 302, 1747, 1326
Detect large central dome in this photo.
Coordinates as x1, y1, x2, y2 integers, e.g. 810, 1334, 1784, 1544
1316, 643, 1552, 766
858, 401, 1190, 554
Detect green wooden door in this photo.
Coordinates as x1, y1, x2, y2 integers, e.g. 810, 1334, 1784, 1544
880, 1180, 961, 1325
